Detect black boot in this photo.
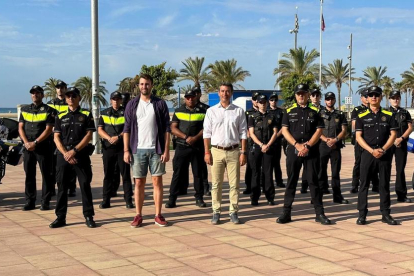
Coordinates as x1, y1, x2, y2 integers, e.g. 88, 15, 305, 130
276, 211, 292, 224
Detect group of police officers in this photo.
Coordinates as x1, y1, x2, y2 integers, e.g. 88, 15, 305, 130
17, 80, 412, 228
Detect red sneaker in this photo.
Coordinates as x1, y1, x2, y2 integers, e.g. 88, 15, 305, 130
155, 214, 168, 227
131, 214, 143, 228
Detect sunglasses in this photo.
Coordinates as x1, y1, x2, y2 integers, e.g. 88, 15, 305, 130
325, 98, 335, 101
65, 94, 78, 99
269, 99, 277, 102
185, 95, 196, 99
258, 101, 267, 104
367, 93, 380, 98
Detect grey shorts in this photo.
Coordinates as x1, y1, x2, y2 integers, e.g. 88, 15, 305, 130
131, 149, 166, 178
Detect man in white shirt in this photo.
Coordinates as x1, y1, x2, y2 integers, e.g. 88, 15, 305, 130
203, 82, 248, 225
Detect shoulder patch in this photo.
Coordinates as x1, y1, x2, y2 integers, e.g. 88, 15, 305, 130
286, 103, 297, 113
80, 109, 90, 116
358, 110, 370, 118
308, 103, 319, 112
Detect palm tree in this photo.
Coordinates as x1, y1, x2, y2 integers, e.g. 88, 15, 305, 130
72, 76, 108, 110
273, 47, 320, 86
322, 59, 354, 110
43, 77, 59, 100
401, 63, 414, 107
117, 77, 139, 96
178, 57, 209, 89
358, 66, 387, 88
204, 59, 251, 92
381, 76, 394, 108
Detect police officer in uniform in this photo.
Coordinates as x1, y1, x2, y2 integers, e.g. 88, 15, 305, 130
165, 88, 207, 208
301, 88, 324, 193
318, 92, 349, 204
195, 87, 211, 196
355, 86, 398, 225
243, 92, 260, 195
248, 94, 278, 205
268, 92, 285, 188
98, 91, 134, 209
19, 85, 56, 211
50, 87, 97, 228
47, 80, 77, 198
277, 84, 331, 225
388, 90, 413, 203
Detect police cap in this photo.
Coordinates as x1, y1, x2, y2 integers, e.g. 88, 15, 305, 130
257, 94, 268, 103
325, 92, 336, 100
294, 84, 309, 93
368, 86, 382, 95
311, 88, 321, 96
252, 92, 261, 101
65, 87, 81, 96
269, 92, 278, 101
184, 89, 197, 97
389, 90, 401, 98
191, 86, 201, 94
30, 85, 44, 94
55, 80, 67, 88
110, 91, 122, 99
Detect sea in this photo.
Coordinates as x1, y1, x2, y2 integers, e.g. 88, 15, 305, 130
0, 108, 17, 113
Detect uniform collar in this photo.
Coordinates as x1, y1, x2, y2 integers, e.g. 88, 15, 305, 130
68, 106, 81, 113
30, 102, 44, 110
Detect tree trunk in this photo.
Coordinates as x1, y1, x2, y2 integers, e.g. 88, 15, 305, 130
337, 84, 341, 111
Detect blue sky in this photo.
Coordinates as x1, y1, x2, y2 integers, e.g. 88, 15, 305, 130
1, 0, 414, 107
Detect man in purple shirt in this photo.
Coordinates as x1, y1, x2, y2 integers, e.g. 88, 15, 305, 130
123, 74, 171, 227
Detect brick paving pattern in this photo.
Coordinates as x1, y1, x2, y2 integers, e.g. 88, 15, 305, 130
1, 144, 414, 275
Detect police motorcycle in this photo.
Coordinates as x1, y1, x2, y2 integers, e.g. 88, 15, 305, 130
0, 118, 23, 183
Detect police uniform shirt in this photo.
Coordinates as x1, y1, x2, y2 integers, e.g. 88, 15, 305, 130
19, 103, 55, 141
54, 107, 96, 147
171, 105, 206, 145
47, 98, 69, 114
282, 103, 324, 143
269, 108, 283, 136
321, 109, 348, 139
351, 105, 368, 121
248, 111, 278, 144
388, 106, 412, 138
98, 106, 125, 149
355, 108, 398, 148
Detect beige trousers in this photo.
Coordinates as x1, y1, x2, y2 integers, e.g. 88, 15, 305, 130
211, 147, 240, 214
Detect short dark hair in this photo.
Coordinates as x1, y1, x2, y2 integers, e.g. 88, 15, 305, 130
139, 74, 153, 84
220, 82, 233, 92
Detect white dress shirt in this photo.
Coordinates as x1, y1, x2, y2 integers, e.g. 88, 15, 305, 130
203, 103, 247, 147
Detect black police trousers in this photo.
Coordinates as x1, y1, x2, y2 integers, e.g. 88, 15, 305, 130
23, 147, 54, 204
51, 143, 77, 192
352, 143, 379, 189
55, 153, 94, 218
284, 145, 324, 215
358, 150, 391, 215
102, 147, 133, 204
318, 143, 344, 202
169, 144, 204, 202
272, 141, 284, 185
249, 145, 275, 202
390, 143, 408, 199
178, 155, 210, 194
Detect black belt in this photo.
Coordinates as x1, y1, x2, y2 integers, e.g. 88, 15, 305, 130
212, 144, 239, 151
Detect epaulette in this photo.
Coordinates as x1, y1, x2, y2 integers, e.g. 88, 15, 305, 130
58, 111, 68, 119
286, 103, 298, 113
358, 110, 370, 118
381, 109, 392, 116
308, 103, 319, 112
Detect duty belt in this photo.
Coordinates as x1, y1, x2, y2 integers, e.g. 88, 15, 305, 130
212, 144, 239, 151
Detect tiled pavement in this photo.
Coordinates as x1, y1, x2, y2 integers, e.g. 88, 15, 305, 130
2, 145, 414, 275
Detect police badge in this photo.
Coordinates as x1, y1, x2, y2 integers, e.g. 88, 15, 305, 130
268, 119, 273, 125
335, 118, 339, 123
79, 116, 84, 122
381, 116, 386, 121
40, 107, 44, 111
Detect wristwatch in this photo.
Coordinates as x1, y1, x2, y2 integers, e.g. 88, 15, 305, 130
240, 151, 247, 155
73, 147, 79, 153
304, 144, 311, 150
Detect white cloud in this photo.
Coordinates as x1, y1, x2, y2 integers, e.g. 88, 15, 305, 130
157, 14, 177, 28
110, 4, 143, 18
153, 44, 159, 51
367, 17, 377, 24
355, 17, 362, 24
196, 33, 219, 37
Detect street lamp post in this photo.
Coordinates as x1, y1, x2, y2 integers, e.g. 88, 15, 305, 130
289, 7, 299, 50
347, 33, 353, 120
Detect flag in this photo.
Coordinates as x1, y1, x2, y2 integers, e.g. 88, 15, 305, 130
321, 14, 325, 31
295, 13, 299, 30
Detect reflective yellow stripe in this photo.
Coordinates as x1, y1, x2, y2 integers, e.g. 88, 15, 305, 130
381, 110, 392, 116
286, 103, 297, 113
80, 110, 90, 116
308, 103, 319, 112
47, 104, 68, 113
102, 115, 125, 125
175, 112, 205, 121
58, 111, 68, 119
21, 112, 47, 122
358, 110, 370, 118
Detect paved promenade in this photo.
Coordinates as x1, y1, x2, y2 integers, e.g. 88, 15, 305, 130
2, 145, 414, 275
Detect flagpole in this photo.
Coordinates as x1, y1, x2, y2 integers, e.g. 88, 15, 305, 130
319, 0, 323, 85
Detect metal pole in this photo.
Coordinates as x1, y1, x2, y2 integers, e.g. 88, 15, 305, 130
319, 0, 323, 85
348, 33, 352, 120
91, 0, 100, 154
177, 86, 180, 107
